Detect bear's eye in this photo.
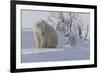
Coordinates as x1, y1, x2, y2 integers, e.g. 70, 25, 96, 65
37, 23, 40, 27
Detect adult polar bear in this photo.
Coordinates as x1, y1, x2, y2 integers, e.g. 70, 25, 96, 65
33, 20, 58, 48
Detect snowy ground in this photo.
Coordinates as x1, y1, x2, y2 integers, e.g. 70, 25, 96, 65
21, 30, 90, 63
21, 47, 90, 63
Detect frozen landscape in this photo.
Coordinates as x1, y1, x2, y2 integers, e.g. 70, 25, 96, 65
21, 30, 90, 63
21, 10, 90, 63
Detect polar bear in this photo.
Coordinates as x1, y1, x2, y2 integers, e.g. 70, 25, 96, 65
33, 20, 58, 48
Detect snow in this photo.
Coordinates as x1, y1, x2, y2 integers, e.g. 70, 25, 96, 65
21, 30, 90, 63
22, 48, 64, 54
21, 48, 90, 63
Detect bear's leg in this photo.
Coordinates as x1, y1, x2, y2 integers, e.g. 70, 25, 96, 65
34, 32, 41, 48
40, 34, 48, 48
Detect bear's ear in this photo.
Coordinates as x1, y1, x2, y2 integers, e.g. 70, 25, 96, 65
41, 20, 48, 25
